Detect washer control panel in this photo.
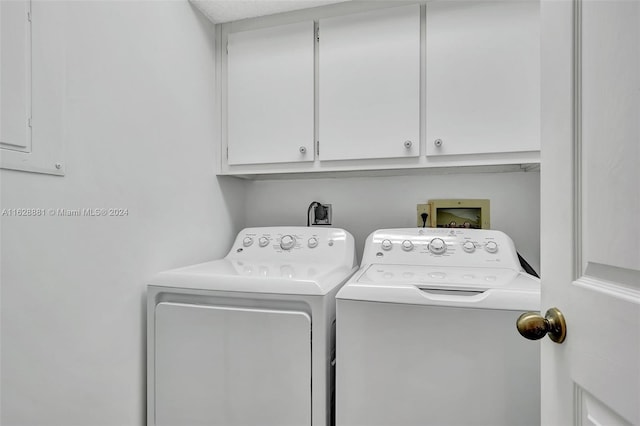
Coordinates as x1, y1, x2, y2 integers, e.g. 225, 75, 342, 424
363, 228, 521, 269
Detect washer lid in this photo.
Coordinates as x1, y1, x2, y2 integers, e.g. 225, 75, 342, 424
337, 264, 540, 311
149, 259, 357, 296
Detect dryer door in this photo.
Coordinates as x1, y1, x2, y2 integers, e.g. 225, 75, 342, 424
154, 302, 311, 426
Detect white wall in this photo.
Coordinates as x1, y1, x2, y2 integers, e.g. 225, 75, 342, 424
0, 2, 244, 425
244, 171, 541, 273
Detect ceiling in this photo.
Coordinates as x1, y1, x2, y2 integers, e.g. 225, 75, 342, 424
190, 0, 350, 24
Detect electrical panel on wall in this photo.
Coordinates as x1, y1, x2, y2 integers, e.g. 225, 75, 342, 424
1, 0, 32, 155
1, 0, 65, 175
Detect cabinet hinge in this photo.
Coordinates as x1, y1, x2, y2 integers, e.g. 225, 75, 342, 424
226, 147, 229, 159
28, 117, 32, 128
316, 141, 319, 156
315, 27, 319, 42
27, 11, 32, 22
226, 41, 229, 54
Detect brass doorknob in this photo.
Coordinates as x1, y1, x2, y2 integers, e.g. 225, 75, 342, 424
516, 307, 567, 344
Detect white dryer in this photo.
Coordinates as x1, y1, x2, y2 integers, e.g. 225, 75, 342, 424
336, 228, 540, 426
147, 227, 357, 426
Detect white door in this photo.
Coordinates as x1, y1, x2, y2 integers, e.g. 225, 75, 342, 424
539, 1, 639, 425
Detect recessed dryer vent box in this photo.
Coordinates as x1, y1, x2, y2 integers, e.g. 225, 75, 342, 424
428, 199, 490, 229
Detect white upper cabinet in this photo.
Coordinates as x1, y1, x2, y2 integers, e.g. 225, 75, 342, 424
425, 1, 540, 157
227, 21, 315, 165
219, 2, 541, 176
318, 5, 420, 161
1, 0, 31, 153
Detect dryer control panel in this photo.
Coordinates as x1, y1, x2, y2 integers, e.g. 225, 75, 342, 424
362, 228, 521, 270
227, 227, 357, 267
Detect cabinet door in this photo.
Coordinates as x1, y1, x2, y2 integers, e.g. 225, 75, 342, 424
227, 21, 314, 165
426, 1, 540, 156
319, 5, 420, 161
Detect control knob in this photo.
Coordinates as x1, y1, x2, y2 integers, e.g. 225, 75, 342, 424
381, 239, 393, 251
308, 237, 319, 248
485, 241, 499, 253
280, 235, 296, 250
462, 241, 476, 253
242, 237, 254, 247
429, 238, 447, 254
401, 240, 414, 251
258, 237, 269, 247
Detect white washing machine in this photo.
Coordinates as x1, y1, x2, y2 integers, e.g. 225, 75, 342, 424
147, 227, 357, 426
336, 228, 540, 426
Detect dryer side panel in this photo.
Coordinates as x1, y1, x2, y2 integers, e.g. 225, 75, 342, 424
154, 302, 311, 426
